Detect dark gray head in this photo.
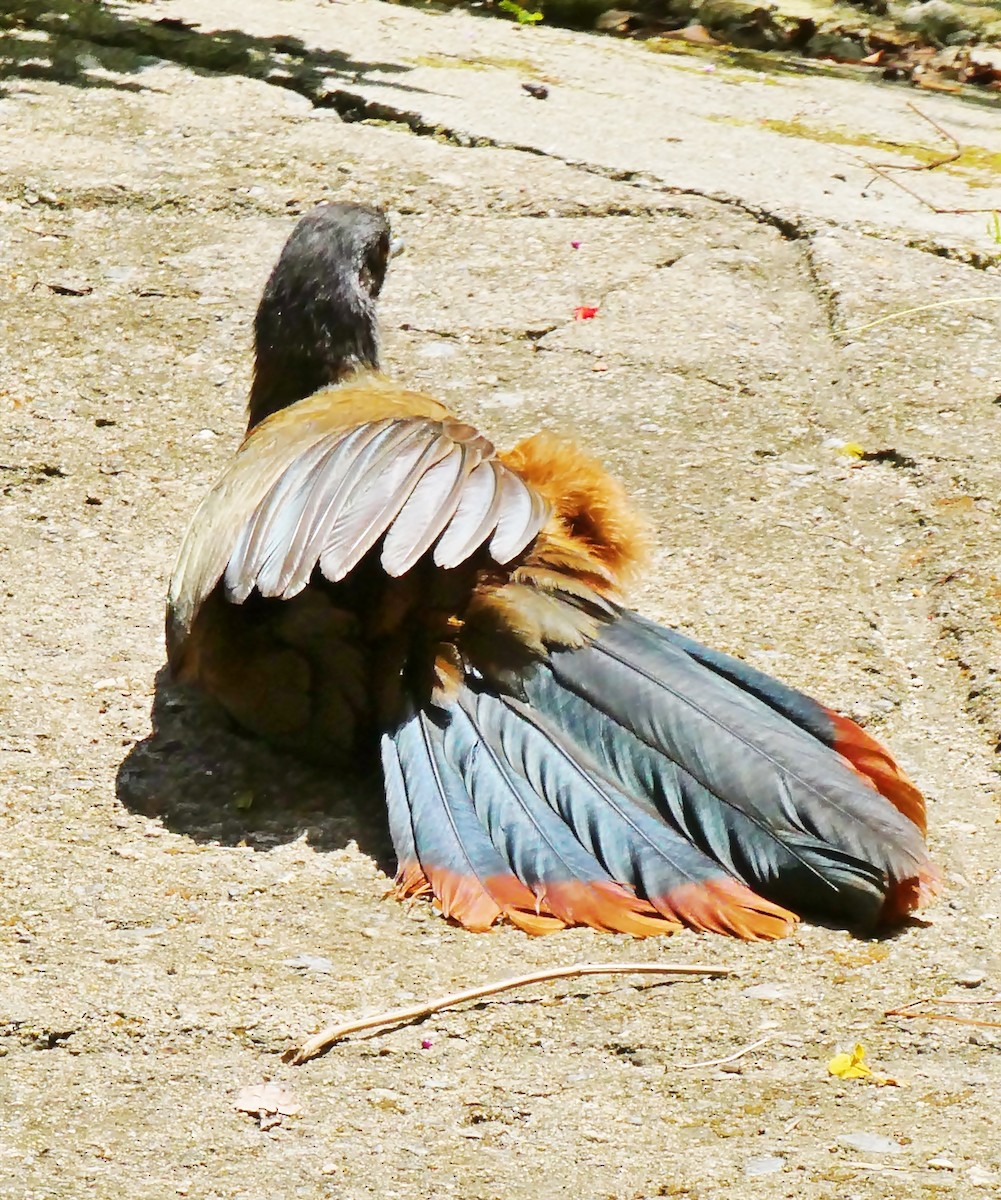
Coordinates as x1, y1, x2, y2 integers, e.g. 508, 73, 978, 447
248, 202, 394, 429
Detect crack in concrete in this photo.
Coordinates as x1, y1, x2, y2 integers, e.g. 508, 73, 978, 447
4, 6, 814, 244
8, 0, 995, 280
799, 234, 844, 343
398, 323, 559, 344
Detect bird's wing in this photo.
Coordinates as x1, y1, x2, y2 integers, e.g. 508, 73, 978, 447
167, 383, 550, 655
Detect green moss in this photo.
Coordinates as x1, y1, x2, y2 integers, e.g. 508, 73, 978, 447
647, 38, 865, 81
712, 115, 1001, 183
412, 52, 544, 75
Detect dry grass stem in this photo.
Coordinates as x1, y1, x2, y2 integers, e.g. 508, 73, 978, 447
854, 103, 999, 214
870, 103, 960, 172
682, 1034, 773, 1069
885, 992, 1001, 1029
845, 297, 1001, 337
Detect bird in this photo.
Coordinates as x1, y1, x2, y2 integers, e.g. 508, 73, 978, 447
166, 201, 939, 940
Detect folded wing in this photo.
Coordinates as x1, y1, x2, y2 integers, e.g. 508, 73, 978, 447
167, 396, 550, 660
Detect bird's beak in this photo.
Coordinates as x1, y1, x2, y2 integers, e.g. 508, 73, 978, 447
389, 235, 406, 259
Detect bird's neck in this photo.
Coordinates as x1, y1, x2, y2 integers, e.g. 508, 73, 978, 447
246, 304, 380, 431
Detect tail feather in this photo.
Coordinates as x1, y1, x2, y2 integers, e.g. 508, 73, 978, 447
443, 701, 683, 936
381, 732, 432, 900
457, 688, 797, 939
381, 709, 561, 934
636, 615, 927, 833
822, 708, 927, 835
541, 611, 935, 924
381, 610, 937, 938
518, 660, 892, 923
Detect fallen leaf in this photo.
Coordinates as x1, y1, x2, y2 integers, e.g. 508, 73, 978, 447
659, 24, 720, 46
235, 1082, 301, 1130
45, 276, 93, 296
838, 1130, 905, 1154
915, 73, 962, 93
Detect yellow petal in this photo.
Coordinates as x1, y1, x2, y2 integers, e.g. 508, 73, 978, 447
828, 1044, 873, 1079
828, 1053, 852, 1076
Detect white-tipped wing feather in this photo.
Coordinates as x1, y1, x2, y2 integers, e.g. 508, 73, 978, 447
167, 407, 550, 651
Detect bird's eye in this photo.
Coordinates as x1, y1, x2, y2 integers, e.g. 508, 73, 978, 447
360, 233, 391, 297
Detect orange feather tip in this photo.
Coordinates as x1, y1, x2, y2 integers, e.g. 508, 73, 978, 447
394, 866, 690, 937
825, 708, 929, 835
531, 879, 681, 937
880, 860, 943, 924
421, 865, 566, 935
391, 860, 432, 900
648, 878, 799, 941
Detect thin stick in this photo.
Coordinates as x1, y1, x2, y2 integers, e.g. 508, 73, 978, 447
682, 1034, 773, 1070
860, 156, 999, 214
885, 1010, 1001, 1030
886, 991, 1001, 1028
844, 297, 1001, 336
843, 1162, 910, 1174
858, 102, 997, 211
869, 102, 961, 172
888, 993, 1001, 1011
287, 962, 733, 1064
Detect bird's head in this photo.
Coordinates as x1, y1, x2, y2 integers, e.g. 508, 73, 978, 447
247, 202, 401, 429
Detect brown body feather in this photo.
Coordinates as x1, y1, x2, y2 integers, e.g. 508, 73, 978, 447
168, 373, 641, 762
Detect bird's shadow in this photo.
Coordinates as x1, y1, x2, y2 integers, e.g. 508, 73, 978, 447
116, 666, 393, 871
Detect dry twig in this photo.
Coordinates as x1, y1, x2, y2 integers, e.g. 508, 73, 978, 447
870, 103, 961, 172
682, 1033, 773, 1069
885, 992, 1001, 1030
856, 102, 999, 214
843, 1162, 910, 1175
287, 961, 733, 1064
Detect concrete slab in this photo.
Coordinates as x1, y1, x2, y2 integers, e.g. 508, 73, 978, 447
1, 4, 999, 1199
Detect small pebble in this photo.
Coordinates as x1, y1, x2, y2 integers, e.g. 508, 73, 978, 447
838, 1132, 904, 1154
283, 954, 334, 974
742, 983, 787, 1001
745, 1155, 785, 1177
955, 969, 986, 988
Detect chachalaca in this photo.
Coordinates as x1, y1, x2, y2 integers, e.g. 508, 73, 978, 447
166, 202, 939, 938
